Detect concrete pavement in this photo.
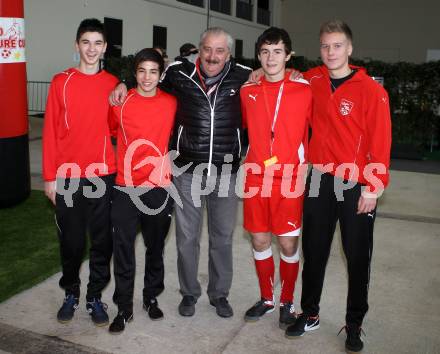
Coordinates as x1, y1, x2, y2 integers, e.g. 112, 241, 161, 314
0, 117, 439, 354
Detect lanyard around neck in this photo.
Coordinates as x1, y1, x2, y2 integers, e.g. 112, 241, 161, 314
262, 81, 284, 156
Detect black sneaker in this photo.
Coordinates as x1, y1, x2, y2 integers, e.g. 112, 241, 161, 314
57, 294, 79, 323
244, 299, 275, 322
109, 311, 133, 334
285, 313, 320, 338
279, 302, 297, 330
86, 298, 109, 326
143, 298, 164, 320
340, 325, 365, 352
178, 295, 196, 317
209, 297, 233, 318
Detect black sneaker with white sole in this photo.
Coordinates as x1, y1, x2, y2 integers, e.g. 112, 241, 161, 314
244, 299, 275, 322
285, 313, 320, 338
279, 302, 297, 330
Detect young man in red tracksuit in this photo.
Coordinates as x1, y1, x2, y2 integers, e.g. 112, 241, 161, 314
42, 19, 118, 326
107, 48, 177, 334
240, 27, 312, 330
285, 20, 392, 353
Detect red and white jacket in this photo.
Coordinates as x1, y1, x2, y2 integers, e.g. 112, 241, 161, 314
240, 73, 312, 185
109, 88, 177, 187
304, 65, 392, 194
42, 68, 118, 181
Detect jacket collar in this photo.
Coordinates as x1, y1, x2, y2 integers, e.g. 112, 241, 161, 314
316, 64, 367, 82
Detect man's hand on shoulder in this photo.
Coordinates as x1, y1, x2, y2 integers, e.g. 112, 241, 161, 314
109, 82, 128, 106
248, 68, 263, 83
289, 69, 303, 81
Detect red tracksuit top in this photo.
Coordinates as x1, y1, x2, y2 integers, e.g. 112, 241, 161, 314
303, 65, 392, 194
240, 73, 312, 184
42, 68, 118, 181
109, 88, 177, 187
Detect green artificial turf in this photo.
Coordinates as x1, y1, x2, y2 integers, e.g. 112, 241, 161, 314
0, 190, 60, 303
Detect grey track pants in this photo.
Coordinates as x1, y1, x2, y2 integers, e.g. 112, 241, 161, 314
174, 172, 238, 300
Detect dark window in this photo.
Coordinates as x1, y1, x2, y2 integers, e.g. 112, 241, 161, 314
153, 25, 167, 50
210, 0, 231, 15
104, 17, 123, 59
236, 0, 253, 21
258, 0, 268, 9
235, 39, 243, 58
257, 0, 270, 25
177, 0, 204, 7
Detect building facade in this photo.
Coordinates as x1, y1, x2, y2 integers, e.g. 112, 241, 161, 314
24, 0, 280, 82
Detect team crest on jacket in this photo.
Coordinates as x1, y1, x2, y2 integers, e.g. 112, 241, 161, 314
339, 99, 354, 116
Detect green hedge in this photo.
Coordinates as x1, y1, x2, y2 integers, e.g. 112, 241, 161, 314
105, 56, 440, 154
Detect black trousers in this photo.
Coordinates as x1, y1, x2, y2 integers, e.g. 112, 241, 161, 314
301, 172, 375, 327
112, 186, 173, 312
55, 174, 114, 300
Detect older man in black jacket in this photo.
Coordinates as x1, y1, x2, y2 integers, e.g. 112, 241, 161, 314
111, 27, 251, 318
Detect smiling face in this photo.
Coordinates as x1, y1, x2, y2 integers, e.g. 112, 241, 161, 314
135, 60, 160, 97
199, 33, 231, 77
258, 40, 291, 82
75, 31, 106, 70
320, 31, 353, 78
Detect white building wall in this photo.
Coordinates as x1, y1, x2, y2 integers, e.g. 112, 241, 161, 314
24, 0, 279, 81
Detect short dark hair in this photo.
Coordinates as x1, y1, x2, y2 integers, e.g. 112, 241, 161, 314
76, 18, 106, 42
133, 48, 165, 75
179, 43, 197, 56
256, 27, 292, 55
319, 20, 353, 43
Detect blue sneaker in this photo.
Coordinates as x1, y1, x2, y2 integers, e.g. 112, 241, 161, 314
57, 294, 79, 323
86, 298, 109, 326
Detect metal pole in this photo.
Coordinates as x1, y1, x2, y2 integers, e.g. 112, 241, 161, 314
207, 0, 210, 29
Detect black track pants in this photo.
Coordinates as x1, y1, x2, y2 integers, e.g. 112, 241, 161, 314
300, 172, 375, 327
55, 174, 115, 300
111, 186, 173, 312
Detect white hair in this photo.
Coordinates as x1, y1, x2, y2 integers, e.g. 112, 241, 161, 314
199, 27, 233, 52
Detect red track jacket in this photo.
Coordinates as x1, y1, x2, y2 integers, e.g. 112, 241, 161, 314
240, 73, 312, 184
109, 88, 177, 187
304, 65, 392, 194
43, 68, 118, 181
